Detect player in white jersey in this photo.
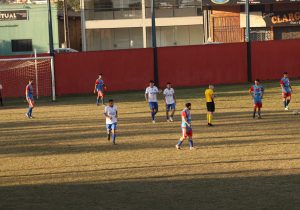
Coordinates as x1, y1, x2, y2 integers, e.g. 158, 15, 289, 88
103, 99, 118, 145
145, 80, 161, 123
163, 82, 176, 122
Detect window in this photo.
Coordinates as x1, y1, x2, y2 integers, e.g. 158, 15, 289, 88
145, 0, 201, 18
11, 39, 33, 52
94, 0, 141, 11
241, 5, 265, 12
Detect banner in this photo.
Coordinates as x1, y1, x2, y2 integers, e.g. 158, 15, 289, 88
0, 10, 28, 21
202, 0, 300, 6
263, 11, 300, 26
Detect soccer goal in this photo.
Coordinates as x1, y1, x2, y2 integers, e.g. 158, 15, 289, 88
0, 56, 56, 101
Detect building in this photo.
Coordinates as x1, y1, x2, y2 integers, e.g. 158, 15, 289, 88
0, 3, 59, 56
81, 0, 205, 51
58, 10, 82, 51
202, 0, 300, 43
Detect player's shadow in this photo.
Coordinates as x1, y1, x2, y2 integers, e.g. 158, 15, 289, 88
0, 133, 298, 157
0, 173, 298, 210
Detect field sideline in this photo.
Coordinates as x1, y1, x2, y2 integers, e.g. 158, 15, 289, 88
0, 81, 299, 210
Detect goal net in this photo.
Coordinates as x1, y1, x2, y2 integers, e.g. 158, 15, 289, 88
0, 56, 56, 101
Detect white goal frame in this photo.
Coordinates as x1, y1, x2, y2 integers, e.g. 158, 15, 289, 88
0, 56, 56, 101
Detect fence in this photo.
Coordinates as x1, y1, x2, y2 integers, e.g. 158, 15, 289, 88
1, 39, 300, 97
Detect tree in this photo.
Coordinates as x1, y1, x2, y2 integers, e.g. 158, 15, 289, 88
56, 0, 80, 12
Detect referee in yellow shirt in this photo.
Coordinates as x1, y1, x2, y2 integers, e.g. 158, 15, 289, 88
205, 85, 215, 126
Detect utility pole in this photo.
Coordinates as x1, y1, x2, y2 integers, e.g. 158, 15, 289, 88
47, 0, 54, 56
63, 0, 70, 48
151, 0, 159, 87
245, 0, 252, 82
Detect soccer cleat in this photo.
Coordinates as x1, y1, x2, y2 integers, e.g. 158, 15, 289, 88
190, 147, 195, 150
257, 115, 262, 119
169, 117, 173, 122
175, 145, 181, 150
25, 113, 30, 118
167, 119, 170, 122
152, 120, 156, 124
285, 107, 289, 111
208, 123, 213, 127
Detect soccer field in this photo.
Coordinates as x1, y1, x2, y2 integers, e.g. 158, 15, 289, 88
0, 82, 299, 210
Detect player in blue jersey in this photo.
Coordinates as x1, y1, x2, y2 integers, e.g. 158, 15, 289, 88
249, 79, 264, 119
175, 103, 194, 150
25, 79, 35, 119
94, 74, 106, 106
280, 72, 292, 111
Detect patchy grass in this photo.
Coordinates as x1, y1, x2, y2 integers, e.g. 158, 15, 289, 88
0, 81, 299, 210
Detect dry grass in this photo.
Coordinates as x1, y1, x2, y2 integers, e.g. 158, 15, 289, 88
0, 82, 299, 210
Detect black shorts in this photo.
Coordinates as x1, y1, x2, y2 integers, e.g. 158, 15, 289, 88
206, 102, 215, 112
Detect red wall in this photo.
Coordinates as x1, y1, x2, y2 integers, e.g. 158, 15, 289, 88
55, 43, 248, 95
158, 43, 248, 87
54, 49, 153, 95
251, 39, 300, 81
2, 40, 300, 98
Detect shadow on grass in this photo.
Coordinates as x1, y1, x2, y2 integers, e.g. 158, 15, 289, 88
0, 133, 298, 157
0, 174, 299, 210
2, 80, 299, 109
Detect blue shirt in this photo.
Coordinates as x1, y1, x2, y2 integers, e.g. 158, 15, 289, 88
181, 108, 191, 128
26, 84, 33, 99
280, 77, 291, 93
95, 79, 104, 91
250, 85, 264, 102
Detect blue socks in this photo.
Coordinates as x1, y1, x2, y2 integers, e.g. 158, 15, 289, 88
283, 100, 287, 107
177, 139, 193, 148
27, 107, 33, 116
189, 139, 194, 148
151, 111, 155, 120
177, 140, 183, 146
112, 134, 116, 144
151, 110, 158, 120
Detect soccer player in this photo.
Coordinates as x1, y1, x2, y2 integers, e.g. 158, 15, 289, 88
0, 82, 3, 106
104, 99, 118, 145
280, 72, 292, 110
163, 82, 176, 122
175, 103, 194, 150
25, 79, 34, 119
145, 80, 161, 123
205, 85, 215, 126
249, 79, 264, 119
94, 74, 106, 106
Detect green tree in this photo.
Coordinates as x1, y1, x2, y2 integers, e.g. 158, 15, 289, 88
56, 0, 80, 12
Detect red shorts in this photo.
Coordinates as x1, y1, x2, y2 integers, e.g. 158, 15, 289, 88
27, 98, 35, 107
254, 102, 262, 108
282, 92, 291, 98
182, 127, 193, 138
97, 90, 104, 97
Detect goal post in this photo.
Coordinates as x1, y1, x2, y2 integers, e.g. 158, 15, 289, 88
0, 56, 56, 101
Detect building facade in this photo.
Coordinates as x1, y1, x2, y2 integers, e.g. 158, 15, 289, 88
81, 0, 205, 51
0, 3, 59, 56
202, 0, 300, 43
